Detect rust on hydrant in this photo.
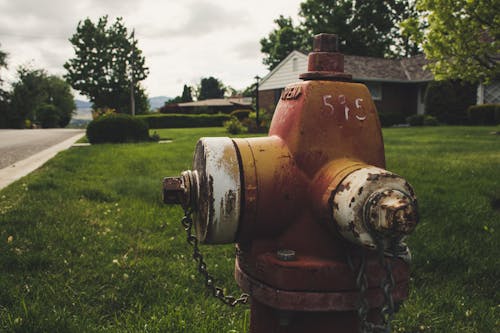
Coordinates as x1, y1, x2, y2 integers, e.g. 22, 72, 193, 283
163, 33, 419, 333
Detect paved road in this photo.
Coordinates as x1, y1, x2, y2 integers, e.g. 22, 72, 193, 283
0, 129, 84, 169
0, 129, 85, 189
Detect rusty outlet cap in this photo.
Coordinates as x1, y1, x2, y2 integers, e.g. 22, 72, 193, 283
163, 170, 198, 209
332, 166, 418, 249
163, 176, 186, 205
364, 189, 418, 237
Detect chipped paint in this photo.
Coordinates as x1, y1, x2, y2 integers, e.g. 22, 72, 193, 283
332, 166, 418, 249
192, 137, 242, 244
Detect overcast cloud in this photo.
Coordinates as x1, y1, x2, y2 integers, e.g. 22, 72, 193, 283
0, 0, 303, 100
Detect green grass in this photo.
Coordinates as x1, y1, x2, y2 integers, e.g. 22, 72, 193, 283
0, 126, 499, 332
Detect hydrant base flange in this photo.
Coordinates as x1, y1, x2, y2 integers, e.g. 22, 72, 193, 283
235, 257, 409, 311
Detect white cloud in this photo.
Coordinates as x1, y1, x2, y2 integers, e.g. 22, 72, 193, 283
0, 0, 304, 99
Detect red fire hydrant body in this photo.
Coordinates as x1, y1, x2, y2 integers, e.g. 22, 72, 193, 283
163, 34, 418, 333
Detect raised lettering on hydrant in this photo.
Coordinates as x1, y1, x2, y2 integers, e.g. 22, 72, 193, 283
163, 33, 418, 333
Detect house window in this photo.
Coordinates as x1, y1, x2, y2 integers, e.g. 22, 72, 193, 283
292, 58, 298, 72
366, 82, 382, 101
484, 81, 500, 104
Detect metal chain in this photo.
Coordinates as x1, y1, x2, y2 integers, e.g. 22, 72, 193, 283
348, 239, 398, 333
180, 207, 249, 307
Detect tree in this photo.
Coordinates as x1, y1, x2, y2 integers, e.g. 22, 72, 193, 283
197, 77, 225, 100
0, 44, 9, 128
64, 16, 149, 114
405, 0, 500, 83
9, 67, 75, 128
181, 84, 193, 102
260, 16, 309, 70
169, 84, 194, 104
261, 0, 421, 70
0, 44, 7, 85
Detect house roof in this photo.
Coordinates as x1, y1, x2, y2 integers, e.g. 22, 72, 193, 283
259, 51, 433, 90
178, 97, 252, 107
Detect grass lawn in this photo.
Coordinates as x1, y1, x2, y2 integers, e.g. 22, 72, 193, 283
0, 126, 499, 332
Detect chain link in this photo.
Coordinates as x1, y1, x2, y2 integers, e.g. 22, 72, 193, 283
348, 239, 398, 333
180, 208, 249, 307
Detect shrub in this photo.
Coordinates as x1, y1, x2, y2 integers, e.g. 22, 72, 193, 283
407, 114, 424, 126
423, 115, 439, 126
407, 114, 439, 126
137, 113, 231, 128
230, 109, 251, 120
224, 117, 245, 134
378, 112, 406, 127
86, 114, 150, 144
425, 80, 476, 124
467, 104, 500, 125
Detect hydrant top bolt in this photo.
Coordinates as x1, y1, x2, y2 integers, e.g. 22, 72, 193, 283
277, 249, 296, 261
313, 33, 339, 52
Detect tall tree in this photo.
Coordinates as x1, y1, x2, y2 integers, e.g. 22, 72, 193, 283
0, 45, 9, 128
169, 84, 194, 103
64, 16, 149, 114
9, 67, 75, 128
197, 77, 225, 100
261, 0, 420, 70
180, 84, 193, 102
0, 44, 7, 85
260, 16, 309, 70
405, 0, 499, 83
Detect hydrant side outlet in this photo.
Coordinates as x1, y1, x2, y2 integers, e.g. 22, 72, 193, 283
192, 137, 242, 244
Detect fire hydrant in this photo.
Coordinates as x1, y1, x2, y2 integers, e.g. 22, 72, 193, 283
163, 34, 418, 333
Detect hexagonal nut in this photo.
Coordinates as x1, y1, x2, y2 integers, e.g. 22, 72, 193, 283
162, 176, 186, 205
365, 189, 418, 237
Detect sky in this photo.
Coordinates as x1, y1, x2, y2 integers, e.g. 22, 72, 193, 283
0, 0, 304, 101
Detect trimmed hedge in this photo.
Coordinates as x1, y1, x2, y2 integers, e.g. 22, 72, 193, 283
137, 113, 231, 128
467, 104, 500, 125
378, 112, 406, 127
407, 114, 439, 126
86, 114, 150, 144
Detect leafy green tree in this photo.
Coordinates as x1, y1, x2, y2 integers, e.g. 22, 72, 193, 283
261, 0, 420, 70
197, 77, 226, 100
0, 44, 9, 128
260, 16, 309, 70
405, 0, 499, 83
169, 84, 194, 104
64, 16, 149, 114
181, 84, 193, 102
0, 44, 7, 85
9, 67, 75, 128
45, 75, 77, 127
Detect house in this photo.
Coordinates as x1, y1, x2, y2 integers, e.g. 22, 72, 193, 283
259, 51, 500, 119
258, 50, 434, 118
162, 97, 253, 114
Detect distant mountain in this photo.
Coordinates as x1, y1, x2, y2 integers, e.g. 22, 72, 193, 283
75, 99, 92, 109
149, 96, 170, 109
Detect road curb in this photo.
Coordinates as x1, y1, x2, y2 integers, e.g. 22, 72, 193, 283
0, 132, 85, 190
